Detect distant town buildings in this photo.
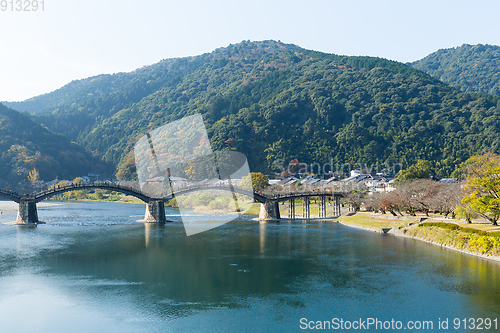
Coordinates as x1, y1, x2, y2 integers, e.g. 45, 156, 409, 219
40, 170, 460, 195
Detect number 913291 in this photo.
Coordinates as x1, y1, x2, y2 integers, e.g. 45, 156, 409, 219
453, 318, 498, 330
1, 0, 44, 11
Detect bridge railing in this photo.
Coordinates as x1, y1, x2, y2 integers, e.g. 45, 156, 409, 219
8, 181, 345, 202
36, 182, 144, 197
0, 189, 20, 196
167, 183, 343, 199
0, 189, 21, 202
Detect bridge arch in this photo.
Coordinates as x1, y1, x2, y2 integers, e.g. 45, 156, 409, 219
168, 186, 345, 203
4, 183, 343, 205
33, 183, 265, 203
2, 183, 345, 224
0, 189, 21, 203
166, 185, 266, 203
34, 183, 151, 203
271, 192, 339, 203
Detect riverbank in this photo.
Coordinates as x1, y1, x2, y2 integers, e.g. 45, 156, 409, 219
0, 200, 260, 225
44, 195, 144, 204
0, 201, 66, 216
339, 212, 500, 263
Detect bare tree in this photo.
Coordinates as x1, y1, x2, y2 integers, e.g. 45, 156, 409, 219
431, 183, 462, 217
345, 190, 366, 212
381, 190, 404, 216
397, 179, 440, 216
364, 191, 400, 215
363, 194, 382, 213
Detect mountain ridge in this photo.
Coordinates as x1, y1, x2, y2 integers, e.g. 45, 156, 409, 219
0, 103, 96, 191
33, 41, 500, 178
2, 40, 500, 184
410, 43, 500, 96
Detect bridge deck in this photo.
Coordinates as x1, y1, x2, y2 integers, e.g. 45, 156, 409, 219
0, 183, 345, 205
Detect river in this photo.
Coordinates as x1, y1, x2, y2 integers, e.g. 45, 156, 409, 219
1, 201, 500, 332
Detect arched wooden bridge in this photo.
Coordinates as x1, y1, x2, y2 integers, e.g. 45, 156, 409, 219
0, 183, 344, 224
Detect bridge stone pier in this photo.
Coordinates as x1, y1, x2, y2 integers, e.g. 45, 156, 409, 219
143, 200, 168, 223
16, 200, 39, 224
259, 200, 280, 220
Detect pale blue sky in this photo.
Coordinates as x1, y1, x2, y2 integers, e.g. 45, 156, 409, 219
1, 0, 499, 101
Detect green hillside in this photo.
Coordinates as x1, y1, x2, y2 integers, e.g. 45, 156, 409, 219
24, 40, 500, 179
2, 54, 216, 115
411, 44, 500, 96
0, 104, 95, 191
2, 74, 136, 114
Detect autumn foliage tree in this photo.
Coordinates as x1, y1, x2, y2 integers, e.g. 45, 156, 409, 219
28, 168, 40, 183
240, 172, 269, 191
462, 153, 500, 225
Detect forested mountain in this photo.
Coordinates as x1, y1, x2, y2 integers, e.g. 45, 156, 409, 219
2, 53, 217, 115
411, 44, 500, 96
0, 103, 95, 191
11, 40, 500, 180
2, 74, 135, 114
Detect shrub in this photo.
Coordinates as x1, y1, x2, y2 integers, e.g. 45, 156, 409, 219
194, 192, 216, 206
460, 227, 489, 236
419, 222, 500, 237
207, 197, 231, 210
419, 222, 460, 230
469, 236, 493, 254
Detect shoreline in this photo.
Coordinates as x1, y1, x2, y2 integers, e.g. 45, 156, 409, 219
393, 228, 500, 263
0, 201, 66, 214
0, 200, 260, 225
4, 199, 500, 264
338, 213, 500, 264
0, 201, 67, 225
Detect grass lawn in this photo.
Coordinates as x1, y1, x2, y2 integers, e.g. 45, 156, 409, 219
277, 202, 335, 218
340, 213, 413, 229
405, 224, 500, 256
242, 203, 261, 215
462, 223, 500, 233
241, 201, 338, 218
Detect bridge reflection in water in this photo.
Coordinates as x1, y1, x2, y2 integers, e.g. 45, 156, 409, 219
0, 183, 343, 225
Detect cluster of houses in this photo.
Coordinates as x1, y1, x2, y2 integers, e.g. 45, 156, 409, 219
42, 173, 118, 189
152, 171, 396, 193
272, 170, 396, 193
269, 170, 460, 193
41, 170, 460, 195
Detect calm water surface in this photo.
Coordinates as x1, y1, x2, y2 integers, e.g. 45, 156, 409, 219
1, 201, 500, 332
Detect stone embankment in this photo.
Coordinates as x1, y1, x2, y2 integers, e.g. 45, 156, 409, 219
339, 212, 500, 263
